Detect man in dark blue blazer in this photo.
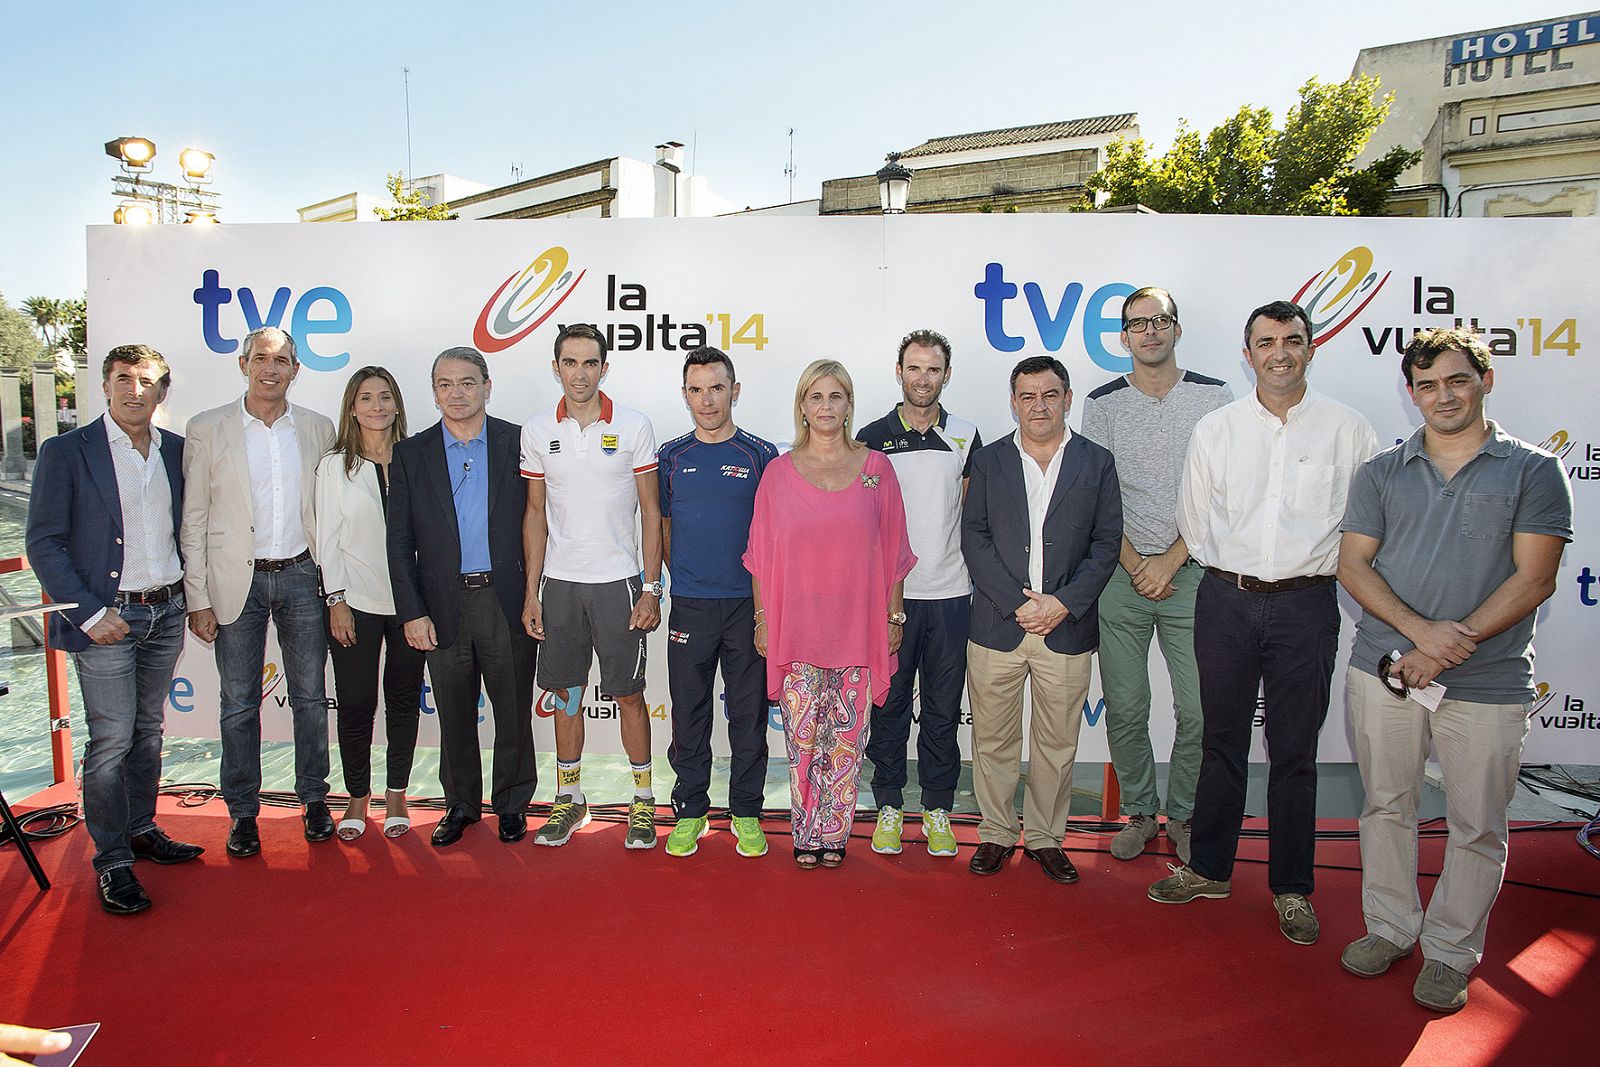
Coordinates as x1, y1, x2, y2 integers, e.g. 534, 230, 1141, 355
962, 355, 1122, 885
387, 346, 537, 847
26, 344, 203, 916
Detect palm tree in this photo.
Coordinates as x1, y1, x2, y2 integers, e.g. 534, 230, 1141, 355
22, 296, 66, 353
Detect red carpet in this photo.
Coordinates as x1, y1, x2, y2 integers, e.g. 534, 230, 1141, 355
1, 784, 1595, 1066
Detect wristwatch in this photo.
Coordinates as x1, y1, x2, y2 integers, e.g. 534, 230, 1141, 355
888, 611, 907, 625
641, 580, 664, 597
326, 592, 347, 607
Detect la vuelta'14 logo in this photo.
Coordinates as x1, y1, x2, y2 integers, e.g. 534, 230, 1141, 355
474, 247, 586, 353
1292, 245, 1391, 347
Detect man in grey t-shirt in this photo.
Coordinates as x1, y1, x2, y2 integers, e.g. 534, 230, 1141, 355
1336, 327, 1571, 1014
1081, 287, 1231, 864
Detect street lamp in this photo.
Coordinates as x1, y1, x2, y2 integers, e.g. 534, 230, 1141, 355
107, 135, 221, 224
876, 151, 912, 214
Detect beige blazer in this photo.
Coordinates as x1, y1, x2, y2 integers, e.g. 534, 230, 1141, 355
181, 398, 336, 626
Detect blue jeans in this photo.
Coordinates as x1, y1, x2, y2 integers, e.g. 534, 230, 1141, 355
214, 557, 330, 815
73, 595, 186, 874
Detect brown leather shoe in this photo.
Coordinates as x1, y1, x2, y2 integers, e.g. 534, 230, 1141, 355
968, 841, 1013, 875
1024, 846, 1080, 884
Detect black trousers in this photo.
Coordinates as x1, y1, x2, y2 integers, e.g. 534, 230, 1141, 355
1189, 572, 1339, 896
423, 585, 538, 818
868, 596, 969, 812
666, 596, 769, 819
329, 607, 427, 797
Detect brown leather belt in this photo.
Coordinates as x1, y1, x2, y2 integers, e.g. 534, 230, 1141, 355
253, 549, 312, 572
114, 581, 184, 606
1205, 567, 1335, 594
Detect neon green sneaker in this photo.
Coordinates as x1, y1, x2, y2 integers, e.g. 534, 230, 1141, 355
665, 815, 709, 857
924, 808, 958, 857
730, 815, 768, 858
625, 798, 657, 850
871, 806, 904, 854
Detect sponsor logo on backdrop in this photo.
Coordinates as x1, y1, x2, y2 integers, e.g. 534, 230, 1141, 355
473, 245, 770, 356
1540, 429, 1600, 485
1576, 565, 1599, 607
1292, 246, 1392, 347
193, 269, 353, 372
1344, 255, 1583, 359
1531, 681, 1598, 730
973, 263, 1134, 372
535, 684, 667, 721
474, 246, 587, 353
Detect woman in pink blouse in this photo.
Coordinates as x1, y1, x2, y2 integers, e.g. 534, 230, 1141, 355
743, 359, 916, 868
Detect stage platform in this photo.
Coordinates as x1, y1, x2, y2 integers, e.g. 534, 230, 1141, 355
2, 783, 1595, 1066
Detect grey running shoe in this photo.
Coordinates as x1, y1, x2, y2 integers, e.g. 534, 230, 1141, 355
625, 798, 657, 850
1110, 814, 1159, 861
1273, 893, 1320, 945
1147, 864, 1231, 903
1341, 933, 1414, 977
534, 796, 591, 847
1413, 959, 1470, 1013
1165, 817, 1192, 866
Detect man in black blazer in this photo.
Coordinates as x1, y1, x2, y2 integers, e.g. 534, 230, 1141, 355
27, 344, 203, 914
388, 346, 537, 847
961, 355, 1122, 885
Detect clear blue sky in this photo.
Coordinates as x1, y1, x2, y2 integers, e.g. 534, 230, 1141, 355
0, 0, 1575, 303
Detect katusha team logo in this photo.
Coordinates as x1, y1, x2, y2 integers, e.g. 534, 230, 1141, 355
473, 246, 586, 353
1292, 245, 1391, 346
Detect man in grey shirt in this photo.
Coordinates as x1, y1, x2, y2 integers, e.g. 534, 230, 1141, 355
1337, 327, 1571, 1014
1081, 287, 1232, 864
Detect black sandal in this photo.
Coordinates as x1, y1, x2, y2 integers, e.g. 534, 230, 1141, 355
793, 849, 821, 869
820, 849, 845, 868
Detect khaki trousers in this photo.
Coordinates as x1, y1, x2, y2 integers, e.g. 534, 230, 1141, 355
968, 635, 1093, 849
1346, 668, 1531, 974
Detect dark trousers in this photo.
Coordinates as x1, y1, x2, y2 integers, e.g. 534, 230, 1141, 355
666, 596, 768, 819
1189, 572, 1340, 896
329, 607, 427, 797
423, 585, 538, 818
868, 596, 968, 812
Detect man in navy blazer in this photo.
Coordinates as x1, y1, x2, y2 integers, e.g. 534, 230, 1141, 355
387, 346, 537, 847
27, 344, 204, 916
962, 354, 1122, 885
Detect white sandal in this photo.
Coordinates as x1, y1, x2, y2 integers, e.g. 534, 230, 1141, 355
383, 791, 411, 838
336, 818, 366, 841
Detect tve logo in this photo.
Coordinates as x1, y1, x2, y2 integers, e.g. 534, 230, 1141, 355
194, 269, 353, 372
974, 263, 1134, 372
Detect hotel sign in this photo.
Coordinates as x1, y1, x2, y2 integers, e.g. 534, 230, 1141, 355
1450, 16, 1600, 64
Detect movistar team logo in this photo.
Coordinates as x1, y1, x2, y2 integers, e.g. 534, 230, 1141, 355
1292, 245, 1391, 347
473, 246, 586, 353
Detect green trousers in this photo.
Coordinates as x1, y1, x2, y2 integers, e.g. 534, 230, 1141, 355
1096, 562, 1204, 820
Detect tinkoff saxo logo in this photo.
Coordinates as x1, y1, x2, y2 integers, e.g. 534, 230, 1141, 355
473, 246, 586, 353
1291, 245, 1391, 347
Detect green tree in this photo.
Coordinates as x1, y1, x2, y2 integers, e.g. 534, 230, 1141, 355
0, 292, 45, 371
374, 172, 457, 220
1085, 75, 1421, 216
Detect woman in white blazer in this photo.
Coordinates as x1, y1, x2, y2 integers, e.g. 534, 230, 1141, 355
315, 366, 426, 840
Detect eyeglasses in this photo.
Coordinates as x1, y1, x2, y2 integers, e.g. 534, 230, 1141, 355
1377, 652, 1409, 698
1123, 315, 1176, 334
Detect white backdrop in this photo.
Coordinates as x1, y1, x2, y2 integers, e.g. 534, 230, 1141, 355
85, 215, 1598, 765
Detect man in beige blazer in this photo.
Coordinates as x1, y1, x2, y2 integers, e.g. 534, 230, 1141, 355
182, 326, 337, 858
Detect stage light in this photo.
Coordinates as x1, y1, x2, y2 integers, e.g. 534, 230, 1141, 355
179, 147, 215, 183
105, 136, 157, 171
114, 202, 154, 225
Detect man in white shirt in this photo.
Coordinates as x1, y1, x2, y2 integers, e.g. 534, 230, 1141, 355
1149, 301, 1377, 947
28, 345, 203, 914
521, 324, 664, 849
182, 327, 337, 858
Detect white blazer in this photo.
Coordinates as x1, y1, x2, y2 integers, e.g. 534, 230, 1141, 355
314, 451, 396, 616
181, 399, 336, 626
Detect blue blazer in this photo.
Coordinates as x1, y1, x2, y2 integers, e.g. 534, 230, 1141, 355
26, 417, 185, 654
387, 417, 529, 649
961, 432, 1122, 655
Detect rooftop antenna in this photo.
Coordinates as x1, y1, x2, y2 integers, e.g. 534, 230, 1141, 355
784, 127, 797, 202
403, 66, 413, 188
511, 162, 523, 180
